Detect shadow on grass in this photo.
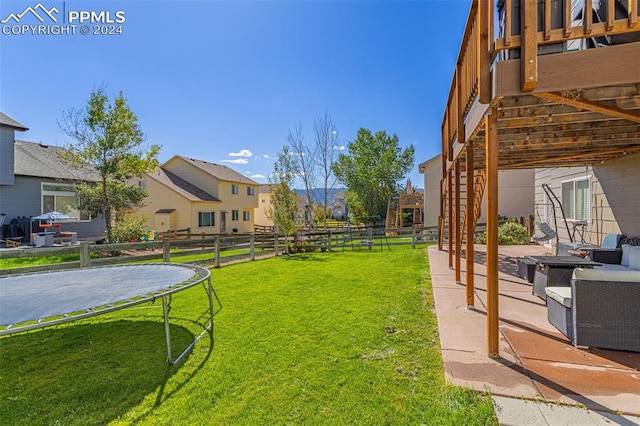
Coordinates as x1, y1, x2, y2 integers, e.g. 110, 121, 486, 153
281, 253, 330, 262
0, 321, 197, 425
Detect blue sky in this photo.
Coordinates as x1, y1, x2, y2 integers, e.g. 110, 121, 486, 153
0, 0, 470, 187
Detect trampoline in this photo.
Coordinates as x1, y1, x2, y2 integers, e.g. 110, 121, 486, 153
0, 263, 221, 365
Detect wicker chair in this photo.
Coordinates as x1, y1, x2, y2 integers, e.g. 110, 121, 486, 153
546, 268, 640, 352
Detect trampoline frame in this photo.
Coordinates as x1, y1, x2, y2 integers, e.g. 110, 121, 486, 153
0, 263, 221, 365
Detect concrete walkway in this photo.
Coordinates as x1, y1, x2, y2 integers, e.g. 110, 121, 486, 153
428, 245, 640, 425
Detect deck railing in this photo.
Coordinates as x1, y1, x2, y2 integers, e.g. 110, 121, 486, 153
442, 0, 640, 162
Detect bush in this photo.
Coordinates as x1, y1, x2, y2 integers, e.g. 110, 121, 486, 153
475, 219, 530, 245
112, 216, 148, 243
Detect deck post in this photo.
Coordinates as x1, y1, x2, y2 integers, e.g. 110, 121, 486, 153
479, 0, 493, 103
485, 107, 500, 358
448, 169, 454, 267
521, 0, 538, 91
466, 144, 475, 308
454, 160, 462, 283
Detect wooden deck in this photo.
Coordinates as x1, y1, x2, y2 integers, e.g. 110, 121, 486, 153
439, 0, 640, 357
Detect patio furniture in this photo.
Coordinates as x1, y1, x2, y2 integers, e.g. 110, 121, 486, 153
516, 256, 538, 283
587, 235, 640, 266
531, 256, 601, 300
546, 268, 640, 352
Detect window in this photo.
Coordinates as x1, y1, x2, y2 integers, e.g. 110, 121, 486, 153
247, 186, 255, 196
243, 211, 251, 221
231, 210, 239, 221
562, 178, 590, 222
231, 184, 239, 195
41, 183, 90, 221
198, 211, 215, 227
138, 180, 146, 189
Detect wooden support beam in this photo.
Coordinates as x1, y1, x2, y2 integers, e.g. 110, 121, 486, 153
607, 0, 615, 31
521, 0, 538, 91
454, 160, 462, 283
630, 0, 638, 27
534, 92, 640, 124
485, 107, 500, 359
465, 144, 475, 308
544, 0, 552, 40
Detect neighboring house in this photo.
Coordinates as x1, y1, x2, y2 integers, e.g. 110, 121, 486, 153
419, 153, 535, 228
0, 112, 106, 243
136, 155, 259, 234
254, 185, 273, 229
534, 153, 640, 250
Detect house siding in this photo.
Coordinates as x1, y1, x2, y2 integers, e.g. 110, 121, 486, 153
164, 157, 221, 198
0, 128, 15, 185
534, 153, 640, 248
420, 154, 535, 228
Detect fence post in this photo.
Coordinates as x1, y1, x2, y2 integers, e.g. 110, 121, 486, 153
162, 237, 171, 263
412, 226, 417, 249
274, 232, 279, 256
214, 236, 221, 268
328, 230, 332, 252
250, 234, 255, 260
79, 241, 91, 268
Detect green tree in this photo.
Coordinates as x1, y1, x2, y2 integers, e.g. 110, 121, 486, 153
332, 128, 414, 220
58, 87, 160, 243
267, 145, 300, 255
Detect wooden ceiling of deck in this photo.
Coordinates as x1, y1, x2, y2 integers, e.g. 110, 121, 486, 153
464, 83, 640, 170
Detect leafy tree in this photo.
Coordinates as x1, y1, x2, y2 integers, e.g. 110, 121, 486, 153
267, 145, 300, 255
58, 87, 160, 243
332, 128, 414, 220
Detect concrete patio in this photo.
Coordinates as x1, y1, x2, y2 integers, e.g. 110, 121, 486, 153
428, 244, 640, 420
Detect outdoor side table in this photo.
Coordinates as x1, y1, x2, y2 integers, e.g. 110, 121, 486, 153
532, 256, 601, 301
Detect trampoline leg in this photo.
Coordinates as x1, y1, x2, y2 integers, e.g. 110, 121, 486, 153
163, 295, 173, 364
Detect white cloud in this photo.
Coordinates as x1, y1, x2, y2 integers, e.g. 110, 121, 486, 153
229, 149, 253, 157
334, 145, 345, 151
250, 173, 266, 179
221, 158, 248, 164
263, 154, 274, 160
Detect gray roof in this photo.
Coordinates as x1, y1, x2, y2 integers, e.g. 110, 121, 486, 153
0, 112, 28, 131
147, 168, 220, 202
173, 155, 259, 185
14, 140, 100, 181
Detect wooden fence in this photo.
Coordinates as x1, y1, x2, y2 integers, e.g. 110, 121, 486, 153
0, 226, 437, 276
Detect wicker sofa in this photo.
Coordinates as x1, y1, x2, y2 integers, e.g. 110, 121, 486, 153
545, 268, 640, 352
585, 235, 640, 267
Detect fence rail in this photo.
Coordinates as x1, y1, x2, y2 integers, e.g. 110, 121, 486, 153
0, 227, 437, 276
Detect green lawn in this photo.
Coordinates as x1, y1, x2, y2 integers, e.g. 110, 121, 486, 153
0, 245, 496, 425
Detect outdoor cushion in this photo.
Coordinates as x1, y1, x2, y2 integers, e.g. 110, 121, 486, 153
572, 267, 640, 282
595, 264, 637, 272
545, 286, 572, 308
601, 233, 622, 249
628, 246, 640, 271
621, 244, 632, 266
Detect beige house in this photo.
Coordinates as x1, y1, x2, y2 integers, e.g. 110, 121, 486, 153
136, 155, 259, 234
419, 153, 535, 228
